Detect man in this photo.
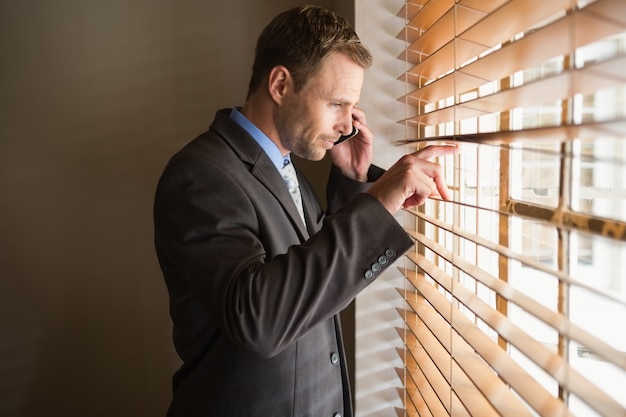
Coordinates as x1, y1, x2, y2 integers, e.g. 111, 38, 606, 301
154, 5, 456, 417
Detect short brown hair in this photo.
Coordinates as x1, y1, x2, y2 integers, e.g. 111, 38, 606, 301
247, 5, 372, 97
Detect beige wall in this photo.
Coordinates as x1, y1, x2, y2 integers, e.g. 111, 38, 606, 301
0, 1, 341, 415
353, 1, 413, 416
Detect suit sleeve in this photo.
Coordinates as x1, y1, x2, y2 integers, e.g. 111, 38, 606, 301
154, 155, 413, 359
326, 164, 385, 214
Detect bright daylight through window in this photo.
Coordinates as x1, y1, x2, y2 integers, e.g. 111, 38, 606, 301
394, 1, 626, 416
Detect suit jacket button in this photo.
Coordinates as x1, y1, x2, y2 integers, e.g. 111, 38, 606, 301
333, 413, 343, 417
371, 262, 381, 273
385, 248, 396, 259
330, 352, 339, 365
378, 255, 388, 265
364, 269, 374, 280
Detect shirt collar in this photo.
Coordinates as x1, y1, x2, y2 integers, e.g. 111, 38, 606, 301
230, 107, 289, 171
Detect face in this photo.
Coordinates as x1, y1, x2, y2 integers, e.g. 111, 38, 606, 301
275, 52, 364, 161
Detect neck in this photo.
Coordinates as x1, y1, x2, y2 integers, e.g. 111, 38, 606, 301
241, 96, 287, 156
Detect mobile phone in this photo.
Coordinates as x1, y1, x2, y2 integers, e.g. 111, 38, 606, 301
334, 125, 358, 146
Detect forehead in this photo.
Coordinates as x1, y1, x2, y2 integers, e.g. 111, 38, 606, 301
304, 52, 364, 101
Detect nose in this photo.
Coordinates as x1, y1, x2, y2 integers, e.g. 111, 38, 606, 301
339, 114, 354, 136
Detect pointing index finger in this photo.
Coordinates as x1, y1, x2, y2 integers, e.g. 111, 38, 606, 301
412, 143, 461, 160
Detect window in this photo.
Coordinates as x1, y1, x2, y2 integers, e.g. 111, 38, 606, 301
396, 1, 626, 415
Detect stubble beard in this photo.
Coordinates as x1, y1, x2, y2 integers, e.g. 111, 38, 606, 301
278, 103, 327, 162
289, 137, 326, 161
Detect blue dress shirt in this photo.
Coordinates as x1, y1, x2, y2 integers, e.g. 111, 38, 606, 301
230, 107, 290, 169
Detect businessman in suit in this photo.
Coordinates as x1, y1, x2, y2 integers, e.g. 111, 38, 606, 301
154, 5, 456, 417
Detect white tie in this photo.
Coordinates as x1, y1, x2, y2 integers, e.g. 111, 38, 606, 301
280, 160, 305, 222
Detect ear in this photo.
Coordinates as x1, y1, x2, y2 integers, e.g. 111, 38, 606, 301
267, 65, 291, 104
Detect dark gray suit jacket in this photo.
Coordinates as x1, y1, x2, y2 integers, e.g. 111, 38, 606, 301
154, 109, 413, 417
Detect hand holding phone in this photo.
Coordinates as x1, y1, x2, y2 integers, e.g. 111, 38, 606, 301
329, 111, 371, 182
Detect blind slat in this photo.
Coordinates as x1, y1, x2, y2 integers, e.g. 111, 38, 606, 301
506, 199, 626, 241
407, 6, 485, 58
402, 39, 489, 86
460, 0, 570, 48
394, 0, 626, 415
408, 323, 485, 417
406, 0, 454, 35
396, 1, 427, 21
586, 0, 626, 26
406, 358, 451, 416
458, 0, 509, 14
460, 1, 626, 87
401, 286, 548, 416
464, 54, 625, 112
401, 255, 626, 416
402, 303, 501, 417
406, 230, 626, 371
406, 9, 455, 58
403, 53, 626, 123
401, 275, 573, 417
400, 0, 626, 120
406, 208, 626, 305
395, 118, 626, 145
399, 321, 455, 414
395, 404, 420, 417
404, 387, 425, 416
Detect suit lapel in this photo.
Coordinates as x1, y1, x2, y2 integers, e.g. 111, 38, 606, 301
210, 109, 310, 240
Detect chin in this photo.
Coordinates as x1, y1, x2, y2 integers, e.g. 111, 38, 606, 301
312, 146, 330, 161
300, 153, 326, 162
293, 145, 327, 162
310, 153, 326, 162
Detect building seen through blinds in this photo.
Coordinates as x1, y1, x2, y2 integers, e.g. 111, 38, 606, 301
394, 0, 626, 416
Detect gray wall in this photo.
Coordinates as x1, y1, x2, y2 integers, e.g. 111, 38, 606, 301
0, 1, 345, 416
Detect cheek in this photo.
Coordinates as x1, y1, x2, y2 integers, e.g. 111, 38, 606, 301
295, 111, 324, 138
287, 98, 331, 139
314, 109, 338, 134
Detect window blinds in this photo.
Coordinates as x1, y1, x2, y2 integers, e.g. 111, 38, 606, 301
395, 1, 626, 416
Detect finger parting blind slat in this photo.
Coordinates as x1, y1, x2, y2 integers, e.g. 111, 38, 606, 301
395, 0, 626, 416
